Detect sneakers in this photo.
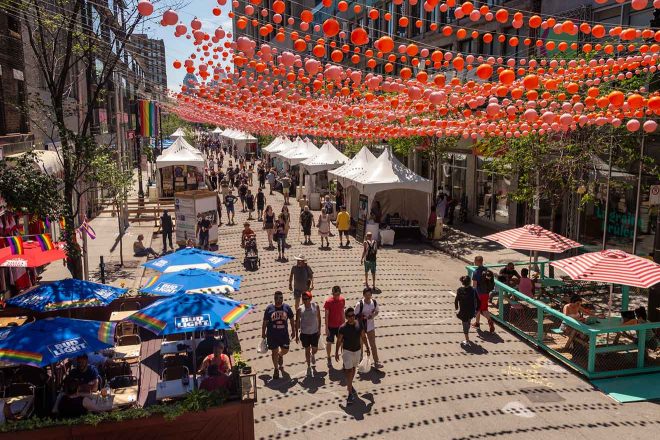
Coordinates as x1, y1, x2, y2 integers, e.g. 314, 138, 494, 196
347, 392, 355, 405
488, 320, 495, 333
306, 366, 312, 377
311, 353, 316, 366
372, 361, 383, 369
273, 368, 279, 380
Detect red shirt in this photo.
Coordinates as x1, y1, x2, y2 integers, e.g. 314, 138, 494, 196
324, 295, 346, 328
199, 374, 231, 392
202, 353, 231, 374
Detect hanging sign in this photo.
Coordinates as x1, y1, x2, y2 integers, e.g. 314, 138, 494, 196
650, 185, 660, 205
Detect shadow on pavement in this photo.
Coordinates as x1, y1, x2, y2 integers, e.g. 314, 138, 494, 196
299, 370, 327, 393
258, 372, 299, 394
460, 342, 489, 354
477, 331, 505, 344
358, 368, 386, 384
339, 392, 374, 420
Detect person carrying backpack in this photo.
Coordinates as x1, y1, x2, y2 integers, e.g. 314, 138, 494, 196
455, 275, 480, 346
471, 255, 495, 332
361, 231, 378, 290
355, 287, 382, 369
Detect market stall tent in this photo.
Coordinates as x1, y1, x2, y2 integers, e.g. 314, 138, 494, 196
212, 127, 223, 134
300, 141, 349, 174
328, 146, 378, 188
156, 137, 206, 197
222, 129, 258, 156
263, 136, 290, 153
341, 147, 433, 232
276, 137, 319, 166
170, 128, 186, 139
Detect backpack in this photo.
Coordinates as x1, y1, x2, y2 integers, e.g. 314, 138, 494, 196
477, 268, 495, 293
357, 299, 377, 327
365, 240, 377, 261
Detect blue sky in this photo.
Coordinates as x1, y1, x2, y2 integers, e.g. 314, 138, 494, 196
141, 1, 233, 91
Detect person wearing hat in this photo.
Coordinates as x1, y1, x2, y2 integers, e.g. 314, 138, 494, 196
289, 254, 314, 310
295, 291, 321, 376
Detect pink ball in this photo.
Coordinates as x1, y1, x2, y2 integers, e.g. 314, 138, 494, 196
643, 120, 657, 133
626, 119, 641, 132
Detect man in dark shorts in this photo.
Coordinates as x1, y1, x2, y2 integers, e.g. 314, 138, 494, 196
262, 291, 295, 380
289, 254, 314, 311
245, 189, 255, 220
324, 285, 345, 367
361, 231, 378, 290
335, 307, 369, 405
256, 188, 266, 221
471, 255, 495, 332
224, 192, 237, 225
238, 181, 248, 212
196, 215, 211, 250
300, 206, 315, 244
295, 291, 321, 376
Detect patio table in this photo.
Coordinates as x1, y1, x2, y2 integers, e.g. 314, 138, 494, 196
0, 316, 28, 328
160, 339, 202, 356
90, 385, 139, 410
1, 395, 34, 417
155, 376, 195, 400
112, 344, 141, 360
109, 311, 137, 322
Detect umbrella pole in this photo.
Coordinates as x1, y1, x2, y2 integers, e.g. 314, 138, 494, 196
191, 333, 198, 390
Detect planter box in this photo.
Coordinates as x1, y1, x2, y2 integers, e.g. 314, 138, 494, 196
2, 401, 254, 440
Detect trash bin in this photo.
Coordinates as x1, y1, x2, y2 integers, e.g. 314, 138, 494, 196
148, 185, 158, 202
433, 217, 444, 240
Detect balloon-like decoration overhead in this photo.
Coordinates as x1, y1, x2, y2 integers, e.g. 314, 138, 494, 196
153, 0, 660, 140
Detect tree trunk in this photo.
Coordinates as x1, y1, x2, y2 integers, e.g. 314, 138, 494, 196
116, 203, 124, 267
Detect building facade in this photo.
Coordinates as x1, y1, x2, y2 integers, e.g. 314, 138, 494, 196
133, 34, 168, 101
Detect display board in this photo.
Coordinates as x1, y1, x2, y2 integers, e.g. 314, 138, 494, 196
356, 194, 369, 243
174, 190, 219, 246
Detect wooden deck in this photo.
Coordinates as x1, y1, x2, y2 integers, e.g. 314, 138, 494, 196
137, 330, 165, 407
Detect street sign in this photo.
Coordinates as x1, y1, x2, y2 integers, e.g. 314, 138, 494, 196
650, 185, 660, 205
127, 130, 135, 140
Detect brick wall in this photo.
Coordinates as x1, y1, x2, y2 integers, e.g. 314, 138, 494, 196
0, 11, 28, 137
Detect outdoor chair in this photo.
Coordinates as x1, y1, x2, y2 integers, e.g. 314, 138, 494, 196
115, 321, 138, 338
161, 365, 189, 382
163, 353, 188, 368
104, 361, 131, 382
117, 335, 141, 347
3, 382, 36, 419
120, 301, 141, 312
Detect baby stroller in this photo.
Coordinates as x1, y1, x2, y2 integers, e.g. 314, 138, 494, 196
243, 234, 260, 271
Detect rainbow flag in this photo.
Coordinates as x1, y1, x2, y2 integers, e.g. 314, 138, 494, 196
6, 236, 24, 255
130, 312, 167, 333
222, 304, 252, 326
0, 348, 43, 366
138, 100, 159, 137
97, 322, 116, 345
142, 275, 160, 289
35, 233, 55, 251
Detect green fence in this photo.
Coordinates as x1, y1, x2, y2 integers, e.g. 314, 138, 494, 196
467, 264, 660, 379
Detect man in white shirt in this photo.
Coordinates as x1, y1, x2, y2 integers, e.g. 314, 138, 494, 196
355, 287, 382, 369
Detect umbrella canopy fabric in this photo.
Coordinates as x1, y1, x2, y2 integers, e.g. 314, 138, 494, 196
550, 249, 660, 289
140, 269, 242, 296
0, 317, 115, 367
128, 293, 253, 335
6, 279, 127, 311
483, 224, 582, 253
143, 248, 234, 273
0, 241, 66, 268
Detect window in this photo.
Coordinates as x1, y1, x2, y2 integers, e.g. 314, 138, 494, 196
476, 158, 510, 225
410, 2, 420, 37
387, 3, 394, 36
7, 15, 20, 35
441, 154, 467, 203
426, 5, 438, 33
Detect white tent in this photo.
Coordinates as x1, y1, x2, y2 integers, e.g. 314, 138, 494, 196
221, 129, 258, 156
300, 141, 349, 174
263, 136, 289, 153
328, 146, 378, 188
277, 137, 319, 166
212, 127, 223, 134
156, 137, 205, 169
170, 128, 186, 139
268, 136, 297, 155
160, 137, 202, 157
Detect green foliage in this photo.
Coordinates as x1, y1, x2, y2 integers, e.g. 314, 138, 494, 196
89, 152, 134, 208
161, 113, 196, 145
341, 137, 369, 157
0, 150, 64, 218
257, 134, 275, 149
0, 389, 228, 433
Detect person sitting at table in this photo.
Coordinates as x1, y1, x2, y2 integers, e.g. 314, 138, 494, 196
196, 331, 218, 360
133, 234, 159, 258
56, 380, 106, 419
498, 263, 520, 286
199, 364, 231, 393
614, 307, 659, 353
561, 295, 598, 349
198, 341, 231, 375
66, 354, 101, 393
517, 268, 535, 297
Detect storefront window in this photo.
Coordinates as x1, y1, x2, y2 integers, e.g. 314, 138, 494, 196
440, 154, 467, 203
476, 157, 510, 225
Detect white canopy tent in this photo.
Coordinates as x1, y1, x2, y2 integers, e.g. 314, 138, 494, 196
339, 147, 432, 232
212, 127, 223, 134
328, 146, 378, 188
170, 128, 186, 139
300, 141, 349, 174
221, 129, 258, 156
276, 137, 319, 166
156, 137, 206, 197
262, 136, 288, 153
160, 136, 202, 157
156, 142, 204, 169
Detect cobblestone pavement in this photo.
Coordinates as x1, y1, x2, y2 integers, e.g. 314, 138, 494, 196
208, 170, 659, 440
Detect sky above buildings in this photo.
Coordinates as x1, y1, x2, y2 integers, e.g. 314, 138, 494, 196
142, 1, 233, 92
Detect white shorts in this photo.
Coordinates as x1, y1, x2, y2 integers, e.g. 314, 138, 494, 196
342, 349, 362, 370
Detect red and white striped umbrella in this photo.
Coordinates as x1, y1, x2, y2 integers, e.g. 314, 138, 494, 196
483, 224, 582, 253
550, 249, 660, 288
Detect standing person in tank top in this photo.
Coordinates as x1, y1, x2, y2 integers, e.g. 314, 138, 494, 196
295, 291, 322, 376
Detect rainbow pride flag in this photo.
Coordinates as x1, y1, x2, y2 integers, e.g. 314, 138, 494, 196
138, 100, 159, 137
97, 322, 116, 345
142, 275, 160, 289
131, 312, 167, 333
6, 236, 24, 255
35, 233, 55, 251
222, 304, 252, 326
0, 348, 43, 366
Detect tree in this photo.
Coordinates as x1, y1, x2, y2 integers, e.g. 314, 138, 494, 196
0, 151, 64, 220
1, 0, 178, 278
390, 135, 459, 201
90, 152, 134, 265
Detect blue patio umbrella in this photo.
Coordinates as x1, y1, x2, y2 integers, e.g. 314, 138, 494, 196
0, 317, 116, 367
140, 268, 242, 296
128, 293, 253, 335
6, 279, 127, 312
143, 248, 234, 273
